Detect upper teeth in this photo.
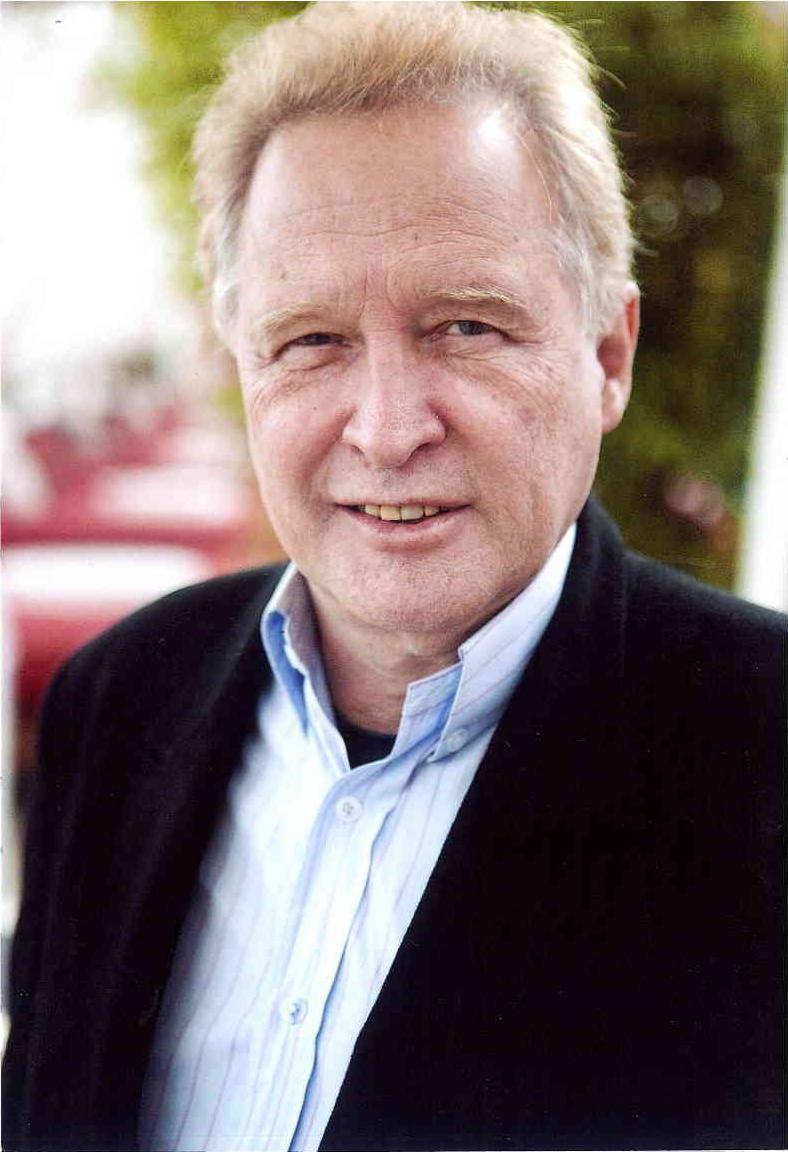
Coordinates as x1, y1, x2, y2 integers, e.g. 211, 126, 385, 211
358, 504, 442, 521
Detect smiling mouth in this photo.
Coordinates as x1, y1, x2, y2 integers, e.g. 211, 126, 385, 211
354, 503, 449, 523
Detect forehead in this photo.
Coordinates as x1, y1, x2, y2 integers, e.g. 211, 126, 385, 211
237, 103, 562, 310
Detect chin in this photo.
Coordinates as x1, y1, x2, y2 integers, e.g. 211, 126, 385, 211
354, 600, 464, 637
341, 571, 509, 642
308, 547, 531, 641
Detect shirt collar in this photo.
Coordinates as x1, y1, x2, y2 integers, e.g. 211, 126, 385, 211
262, 522, 576, 758
427, 521, 575, 759
262, 568, 330, 732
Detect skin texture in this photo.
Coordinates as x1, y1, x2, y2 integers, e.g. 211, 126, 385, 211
233, 102, 639, 730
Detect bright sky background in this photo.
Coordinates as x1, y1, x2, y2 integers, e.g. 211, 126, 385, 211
2, 1, 194, 379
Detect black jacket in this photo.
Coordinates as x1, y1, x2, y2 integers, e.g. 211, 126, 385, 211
3, 500, 786, 1150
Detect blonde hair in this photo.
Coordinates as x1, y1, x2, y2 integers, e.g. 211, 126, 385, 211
194, 1, 633, 341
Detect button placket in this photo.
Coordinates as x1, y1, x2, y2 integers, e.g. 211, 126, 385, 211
274, 787, 373, 1062
279, 997, 308, 1026
444, 727, 469, 754
334, 794, 363, 823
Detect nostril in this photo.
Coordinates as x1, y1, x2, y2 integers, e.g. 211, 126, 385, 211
341, 393, 446, 468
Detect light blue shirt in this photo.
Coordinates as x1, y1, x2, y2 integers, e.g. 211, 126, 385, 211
139, 525, 575, 1152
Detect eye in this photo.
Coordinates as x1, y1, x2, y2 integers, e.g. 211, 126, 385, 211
445, 320, 497, 337
290, 332, 339, 347
276, 331, 347, 364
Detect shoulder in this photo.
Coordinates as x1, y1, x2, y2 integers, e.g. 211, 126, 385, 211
575, 497, 786, 677
68, 562, 283, 666
571, 495, 785, 762
624, 548, 786, 663
44, 563, 285, 732
618, 548, 786, 752
96, 561, 284, 645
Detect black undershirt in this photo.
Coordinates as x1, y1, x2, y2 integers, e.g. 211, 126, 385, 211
336, 715, 396, 768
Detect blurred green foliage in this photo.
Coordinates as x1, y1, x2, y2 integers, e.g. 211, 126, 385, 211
103, 1, 785, 587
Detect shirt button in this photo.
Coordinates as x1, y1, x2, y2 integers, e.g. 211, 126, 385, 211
279, 997, 308, 1026
444, 728, 469, 754
335, 795, 362, 823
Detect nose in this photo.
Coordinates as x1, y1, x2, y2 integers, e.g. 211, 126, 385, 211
341, 348, 446, 468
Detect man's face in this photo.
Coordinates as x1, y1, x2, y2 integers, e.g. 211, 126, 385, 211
234, 103, 635, 645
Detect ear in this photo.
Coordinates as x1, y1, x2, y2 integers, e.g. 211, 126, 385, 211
597, 283, 640, 434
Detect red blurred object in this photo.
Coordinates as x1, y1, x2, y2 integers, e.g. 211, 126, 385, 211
4, 406, 253, 561
17, 609, 129, 705
6, 543, 215, 727
4, 406, 258, 765
5, 464, 253, 558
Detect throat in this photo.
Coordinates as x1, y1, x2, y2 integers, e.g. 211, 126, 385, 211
336, 714, 397, 768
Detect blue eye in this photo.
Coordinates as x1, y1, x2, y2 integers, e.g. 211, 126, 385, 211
447, 320, 495, 337
292, 332, 336, 346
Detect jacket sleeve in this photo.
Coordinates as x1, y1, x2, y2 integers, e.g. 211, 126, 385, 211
2, 655, 87, 1149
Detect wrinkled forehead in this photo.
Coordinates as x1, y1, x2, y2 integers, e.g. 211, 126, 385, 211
229, 106, 583, 338
231, 105, 573, 334
238, 101, 559, 252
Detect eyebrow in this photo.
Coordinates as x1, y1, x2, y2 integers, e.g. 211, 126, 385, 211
248, 303, 326, 347
413, 285, 530, 313
247, 284, 534, 347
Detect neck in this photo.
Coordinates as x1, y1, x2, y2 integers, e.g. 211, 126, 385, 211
312, 606, 463, 734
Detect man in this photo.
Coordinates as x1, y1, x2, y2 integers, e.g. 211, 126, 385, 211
4, 4, 785, 1150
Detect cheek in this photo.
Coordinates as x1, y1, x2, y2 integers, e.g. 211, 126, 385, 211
242, 385, 337, 515
472, 356, 602, 515
512, 351, 601, 452
241, 388, 279, 485
481, 356, 575, 458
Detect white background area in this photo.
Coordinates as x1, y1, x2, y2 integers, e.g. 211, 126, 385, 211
737, 162, 788, 612
2, 1, 195, 392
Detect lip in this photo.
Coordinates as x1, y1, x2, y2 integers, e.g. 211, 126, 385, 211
337, 501, 465, 511
339, 504, 470, 548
